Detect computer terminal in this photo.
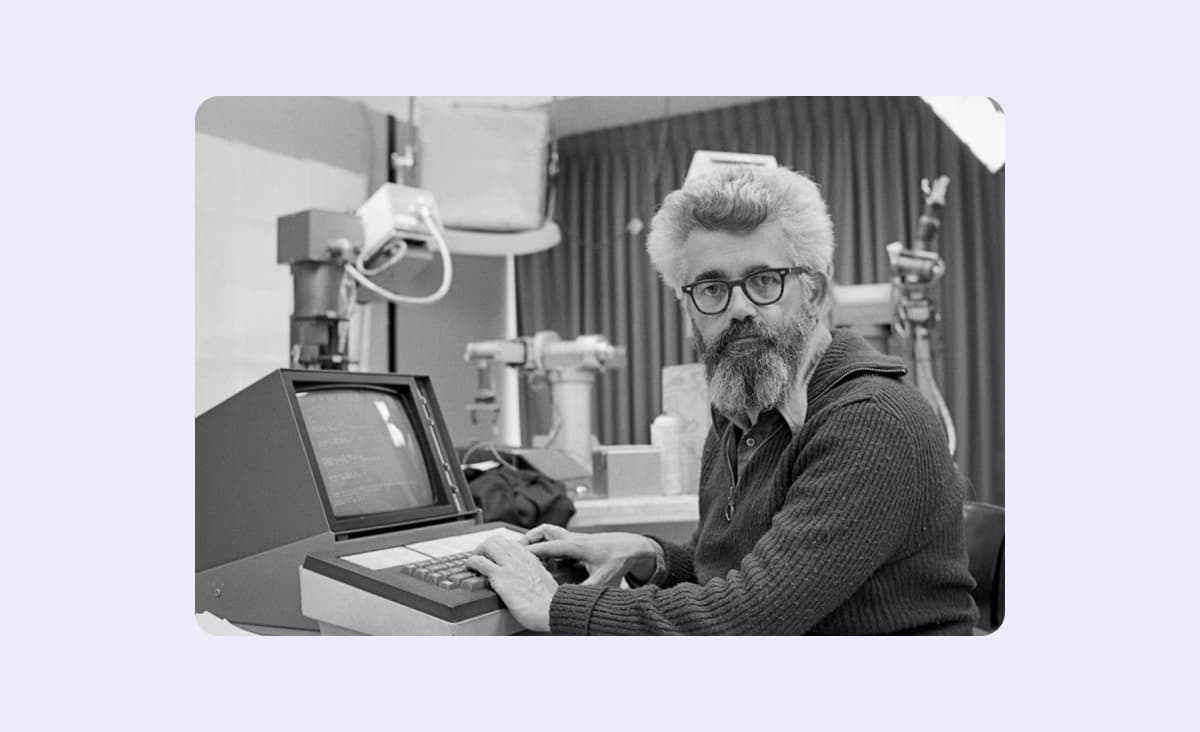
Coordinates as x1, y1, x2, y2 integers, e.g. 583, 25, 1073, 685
195, 369, 583, 635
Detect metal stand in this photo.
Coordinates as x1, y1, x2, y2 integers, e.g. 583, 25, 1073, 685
887, 176, 957, 456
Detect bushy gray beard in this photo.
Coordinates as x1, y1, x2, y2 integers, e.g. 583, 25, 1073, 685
695, 310, 817, 417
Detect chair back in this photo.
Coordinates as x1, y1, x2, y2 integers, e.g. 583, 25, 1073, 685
962, 501, 1004, 632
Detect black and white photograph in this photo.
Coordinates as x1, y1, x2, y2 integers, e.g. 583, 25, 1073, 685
194, 96, 1005, 636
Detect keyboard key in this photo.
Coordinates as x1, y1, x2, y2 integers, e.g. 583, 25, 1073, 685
445, 571, 476, 587
461, 577, 488, 591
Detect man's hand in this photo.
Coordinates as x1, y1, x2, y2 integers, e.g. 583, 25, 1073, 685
520, 524, 659, 587
465, 537, 558, 633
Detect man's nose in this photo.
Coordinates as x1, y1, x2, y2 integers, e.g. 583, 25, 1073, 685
725, 285, 757, 319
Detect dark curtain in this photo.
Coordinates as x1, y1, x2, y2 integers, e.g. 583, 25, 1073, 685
516, 97, 1004, 506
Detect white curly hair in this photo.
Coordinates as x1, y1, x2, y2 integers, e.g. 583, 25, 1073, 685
645, 166, 835, 296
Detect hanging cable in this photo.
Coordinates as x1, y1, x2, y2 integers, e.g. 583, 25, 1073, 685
916, 355, 957, 456
461, 441, 521, 472
345, 205, 454, 305
355, 237, 408, 276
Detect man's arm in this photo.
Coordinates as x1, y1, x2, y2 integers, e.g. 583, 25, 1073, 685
548, 399, 924, 635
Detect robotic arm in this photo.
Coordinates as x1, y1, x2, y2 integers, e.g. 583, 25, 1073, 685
464, 332, 626, 468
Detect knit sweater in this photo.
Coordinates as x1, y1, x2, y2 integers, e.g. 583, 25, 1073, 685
549, 328, 979, 635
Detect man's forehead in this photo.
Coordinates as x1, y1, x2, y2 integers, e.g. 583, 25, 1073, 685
692, 262, 777, 280
683, 222, 792, 280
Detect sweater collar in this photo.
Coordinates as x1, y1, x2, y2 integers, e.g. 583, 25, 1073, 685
806, 327, 907, 403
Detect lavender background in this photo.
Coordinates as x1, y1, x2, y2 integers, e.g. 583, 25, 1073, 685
5, 1, 1196, 730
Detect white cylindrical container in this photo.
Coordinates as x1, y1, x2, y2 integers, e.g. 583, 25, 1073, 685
650, 413, 684, 496
548, 367, 597, 470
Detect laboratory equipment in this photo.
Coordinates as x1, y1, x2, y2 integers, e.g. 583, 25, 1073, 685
463, 331, 627, 493
886, 175, 957, 455
592, 445, 662, 498
650, 412, 685, 496
685, 150, 780, 181
276, 183, 454, 370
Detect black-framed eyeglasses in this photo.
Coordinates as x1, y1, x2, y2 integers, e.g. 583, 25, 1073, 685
681, 266, 813, 315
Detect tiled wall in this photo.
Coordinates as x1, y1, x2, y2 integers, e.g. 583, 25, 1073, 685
194, 132, 370, 414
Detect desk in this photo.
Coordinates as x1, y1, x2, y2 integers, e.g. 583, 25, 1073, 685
569, 494, 699, 544
570, 494, 699, 527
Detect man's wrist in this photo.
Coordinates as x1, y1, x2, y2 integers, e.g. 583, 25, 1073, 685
627, 537, 665, 585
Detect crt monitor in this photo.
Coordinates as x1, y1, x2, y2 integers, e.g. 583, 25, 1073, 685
293, 383, 467, 533
195, 369, 476, 632
298, 387, 440, 516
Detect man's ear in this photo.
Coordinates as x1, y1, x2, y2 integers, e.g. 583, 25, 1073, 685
806, 269, 831, 311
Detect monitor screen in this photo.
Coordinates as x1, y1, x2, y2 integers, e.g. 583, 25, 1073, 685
295, 387, 445, 518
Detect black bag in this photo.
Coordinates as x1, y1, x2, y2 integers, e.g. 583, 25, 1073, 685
464, 464, 576, 529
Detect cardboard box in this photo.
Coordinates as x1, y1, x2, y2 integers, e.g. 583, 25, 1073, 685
593, 445, 662, 498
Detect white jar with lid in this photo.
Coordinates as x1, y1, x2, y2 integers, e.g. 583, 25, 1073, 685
650, 412, 684, 496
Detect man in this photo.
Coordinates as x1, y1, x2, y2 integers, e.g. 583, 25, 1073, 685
466, 166, 979, 634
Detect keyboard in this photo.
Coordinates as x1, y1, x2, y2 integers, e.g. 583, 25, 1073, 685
399, 551, 585, 592
301, 522, 592, 631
